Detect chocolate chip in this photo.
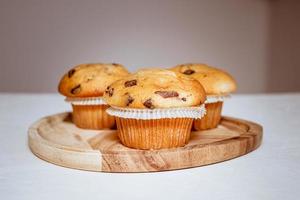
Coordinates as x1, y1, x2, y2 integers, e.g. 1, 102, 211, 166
70, 84, 81, 94
68, 69, 76, 78
126, 95, 134, 106
108, 88, 114, 97
183, 69, 195, 75
124, 80, 137, 87
105, 86, 114, 97
181, 97, 187, 101
112, 63, 119, 66
143, 98, 154, 109
154, 91, 179, 98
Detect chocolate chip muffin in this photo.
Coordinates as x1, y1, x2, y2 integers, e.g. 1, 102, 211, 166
58, 63, 129, 130
104, 68, 205, 109
104, 69, 206, 150
58, 63, 129, 97
170, 63, 237, 130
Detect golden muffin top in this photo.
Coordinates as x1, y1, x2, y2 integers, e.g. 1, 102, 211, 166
58, 63, 129, 97
103, 68, 206, 109
170, 63, 237, 95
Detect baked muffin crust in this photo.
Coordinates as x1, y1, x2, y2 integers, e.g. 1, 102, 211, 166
58, 63, 129, 97
103, 69, 206, 109
171, 63, 237, 95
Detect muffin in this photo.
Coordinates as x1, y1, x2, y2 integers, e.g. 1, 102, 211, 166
171, 63, 237, 130
58, 63, 129, 129
103, 69, 206, 150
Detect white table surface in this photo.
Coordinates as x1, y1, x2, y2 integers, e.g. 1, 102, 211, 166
0, 93, 300, 200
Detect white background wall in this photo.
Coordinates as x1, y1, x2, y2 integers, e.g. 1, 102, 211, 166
0, 0, 299, 93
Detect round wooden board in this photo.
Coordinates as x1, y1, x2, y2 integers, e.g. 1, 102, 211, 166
28, 112, 263, 172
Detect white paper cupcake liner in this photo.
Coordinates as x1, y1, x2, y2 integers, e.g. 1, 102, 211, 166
106, 104, 206, 120
205, 95, 230, 104
65, 97, 107, 105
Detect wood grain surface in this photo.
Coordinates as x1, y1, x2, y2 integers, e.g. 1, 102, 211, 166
28, 112, 263, 172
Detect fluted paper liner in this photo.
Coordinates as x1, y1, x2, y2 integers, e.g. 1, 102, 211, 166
72, 105, 115, 130
106, 104, 206, 120
194, 102, 223, 130
116, 117, 193, 150
65, 97, 114, 130
65, 97, 107, 105
205, 95, 230, 103
107, 105, 205, 150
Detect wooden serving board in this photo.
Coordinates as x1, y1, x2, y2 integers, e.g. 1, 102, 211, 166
28, 112, 263, 172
